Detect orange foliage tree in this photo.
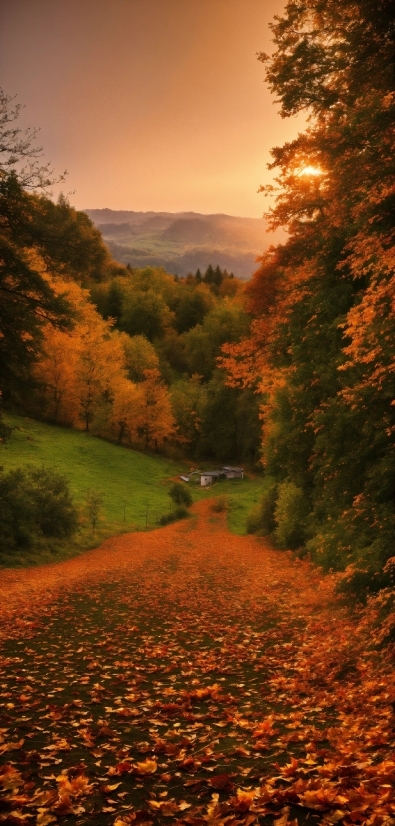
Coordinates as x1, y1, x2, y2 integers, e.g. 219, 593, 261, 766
133, 369, 177, 452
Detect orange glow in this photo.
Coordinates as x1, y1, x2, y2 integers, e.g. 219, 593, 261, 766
297, 165, 323, 177
0, 0, 304, 218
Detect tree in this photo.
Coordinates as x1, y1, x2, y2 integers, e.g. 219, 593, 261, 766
31, 193, 113, 284
34, 282, 128, 432
170, 375, 207, 453
184, 303, 250, 380
108, 377, 142, 444
0, 87, 66, 189
33, 324, 80, 424
119, 333, 159, 383
90, 278, 126, 320
74, 307, 126, 432
168, 282, 213, 334
134, 369, 176, 451
0, 174, 73, 397
119, 288, 174, 341
85, 489, 103, 533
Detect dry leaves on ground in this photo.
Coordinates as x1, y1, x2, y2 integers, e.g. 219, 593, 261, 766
0, 501, 394, 826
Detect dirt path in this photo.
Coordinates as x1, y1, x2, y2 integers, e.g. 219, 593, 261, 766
0, 501, 394, 825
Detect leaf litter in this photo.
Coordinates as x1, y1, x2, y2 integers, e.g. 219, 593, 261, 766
0, 500, 395, 826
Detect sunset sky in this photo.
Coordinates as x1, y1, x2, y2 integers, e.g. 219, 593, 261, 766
0, 0, 303, 217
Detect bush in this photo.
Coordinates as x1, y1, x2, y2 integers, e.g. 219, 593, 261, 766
0, 466, 78, 552
26, 467, 78, 538
168, 482, 192, 508
246, 503, 264, 535
273, 481, 309, 550
158, 505, 188, 526
0, 468, 36, 550
246, 481, 278, 535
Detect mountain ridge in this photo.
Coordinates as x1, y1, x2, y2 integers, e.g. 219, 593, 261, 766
85, 208, 284, 279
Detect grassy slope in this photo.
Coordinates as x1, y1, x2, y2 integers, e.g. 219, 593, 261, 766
1, 413, 266, 564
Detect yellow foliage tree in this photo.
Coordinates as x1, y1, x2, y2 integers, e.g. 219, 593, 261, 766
108, 377, 142, 444
34, 280, 128, 431
134, 369, 176, 451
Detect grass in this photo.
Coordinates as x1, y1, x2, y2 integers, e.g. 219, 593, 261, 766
0, 413, 266, 565
1, 413, 188, 565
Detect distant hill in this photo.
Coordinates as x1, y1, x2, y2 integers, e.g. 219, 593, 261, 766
84, 209, 284, 280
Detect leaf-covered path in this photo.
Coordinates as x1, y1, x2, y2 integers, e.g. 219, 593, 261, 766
1, 501, 394, 826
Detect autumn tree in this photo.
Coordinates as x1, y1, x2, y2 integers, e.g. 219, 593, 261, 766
134, 369, 177, 451
33, 325, 80, 424
34, 281, 128, 433
108, 377, 142, 444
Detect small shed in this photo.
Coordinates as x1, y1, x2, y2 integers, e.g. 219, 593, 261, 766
222, 466, 244, 479
200, 470, 224, 487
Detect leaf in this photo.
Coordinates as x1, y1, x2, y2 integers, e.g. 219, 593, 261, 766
134, 759, 157, 775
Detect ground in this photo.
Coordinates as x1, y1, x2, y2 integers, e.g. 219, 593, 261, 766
1, 500, 395, 826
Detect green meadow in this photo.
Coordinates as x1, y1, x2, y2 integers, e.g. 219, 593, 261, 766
1, 413, 266, 565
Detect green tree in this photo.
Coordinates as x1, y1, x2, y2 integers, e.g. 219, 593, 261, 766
184, 303, 250, 380
119, 333, 159, 382
170, 375, 207, 453
119, 289, 174, 341
32, 193, 112, 284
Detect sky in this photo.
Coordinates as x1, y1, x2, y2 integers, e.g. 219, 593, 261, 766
0, 0, 303, 218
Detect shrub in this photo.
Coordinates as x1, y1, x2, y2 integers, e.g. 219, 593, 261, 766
158, 505, 188, 526
0, 468, 37, 550
246, 503, 263, 535
168, 482, 192, 508
0, 466, 78, 552
273, 481, 309, 550
26, 466, 78, 538
246, 481, 278, 535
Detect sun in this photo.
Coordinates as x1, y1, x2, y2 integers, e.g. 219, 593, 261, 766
297, 165, 323, 176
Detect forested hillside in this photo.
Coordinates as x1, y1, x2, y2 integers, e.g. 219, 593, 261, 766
221, 0, 395, 595
0, 98, 261, 466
